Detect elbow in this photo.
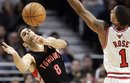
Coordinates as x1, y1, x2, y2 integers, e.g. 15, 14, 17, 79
20, 70, 26, 74
59, 40, 68, 48
54, 40, 67, 49
19, 67, 28, 74
63, 41, 68, 48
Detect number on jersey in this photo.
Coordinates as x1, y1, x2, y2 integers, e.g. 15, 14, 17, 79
54, 64, 62, 75
119, 49, 128, 68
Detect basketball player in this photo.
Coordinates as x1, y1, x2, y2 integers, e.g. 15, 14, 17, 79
2, 28, 68, 83
67, 0, 130, 83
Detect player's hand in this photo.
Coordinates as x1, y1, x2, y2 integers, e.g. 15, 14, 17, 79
32, 35, 46, 45
2, 42, 17, 55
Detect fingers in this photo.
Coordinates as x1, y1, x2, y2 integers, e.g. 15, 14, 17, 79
31, 35, 36, 42
37, 36, 43, 43
35, 36, 40, 41
2, 46, 8, 53
2, 45, 12, 54
33, 35, 41, 43
2, 42, 9, 48
2, 46, 6, 50
1, 43, 14, 54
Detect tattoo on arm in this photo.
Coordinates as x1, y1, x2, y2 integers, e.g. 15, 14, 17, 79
94, 20, 105, 28
94, 20, 109, 32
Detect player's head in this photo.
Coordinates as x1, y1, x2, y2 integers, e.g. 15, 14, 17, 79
111, 5, 130, 28
19, 28, 36, 48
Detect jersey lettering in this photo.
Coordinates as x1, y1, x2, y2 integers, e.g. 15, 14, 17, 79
40, 52, 61, 69
113, 40, 130, 48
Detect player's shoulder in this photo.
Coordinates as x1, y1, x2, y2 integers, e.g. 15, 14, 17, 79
103, 21, 110, 31
95, 20, 110, 35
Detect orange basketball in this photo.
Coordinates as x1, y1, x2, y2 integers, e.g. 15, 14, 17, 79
22, 2, 46, 26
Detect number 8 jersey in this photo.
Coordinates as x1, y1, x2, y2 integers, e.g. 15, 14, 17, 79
103, 26, 130, 73
29, 45, 68, 83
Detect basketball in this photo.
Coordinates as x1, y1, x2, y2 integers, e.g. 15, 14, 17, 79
22, 2, 46, 26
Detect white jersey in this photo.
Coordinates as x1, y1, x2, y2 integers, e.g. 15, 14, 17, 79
103, 26, 130, 73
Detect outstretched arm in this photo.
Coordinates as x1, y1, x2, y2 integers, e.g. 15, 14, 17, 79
2, 42, 34, 73
44, 37, 67, 48
67, 0, 107, 34
32, 36, 67, 49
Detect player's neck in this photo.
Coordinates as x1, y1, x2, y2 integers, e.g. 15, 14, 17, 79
114, 25, 129, 30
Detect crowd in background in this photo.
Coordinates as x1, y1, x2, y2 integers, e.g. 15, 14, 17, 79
0, 0, 129, 83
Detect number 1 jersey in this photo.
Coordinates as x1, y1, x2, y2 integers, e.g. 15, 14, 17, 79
29, 45, 68, 83
103, 26, 130, 72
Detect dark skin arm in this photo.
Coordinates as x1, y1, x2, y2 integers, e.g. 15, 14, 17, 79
67, 0, 108, 46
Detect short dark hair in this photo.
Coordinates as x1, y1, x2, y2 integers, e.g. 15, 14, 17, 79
49, 32, 60, 39
115, 5, 130, 26
17, 25, 28, 44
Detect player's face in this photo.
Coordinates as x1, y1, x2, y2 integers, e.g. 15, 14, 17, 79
110, 7, 117, 25
20, 28, 35, 43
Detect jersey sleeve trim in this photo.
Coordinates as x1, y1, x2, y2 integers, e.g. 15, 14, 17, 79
107, 76, 130, 79
102, 27, 110, 49
32, 68, 45, 83
32, 68, 38, 78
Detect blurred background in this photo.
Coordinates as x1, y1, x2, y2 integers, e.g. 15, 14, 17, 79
0, 0, 129, 83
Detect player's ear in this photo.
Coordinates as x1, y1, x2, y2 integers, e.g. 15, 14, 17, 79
116, 21, 121, 26
114, 19, 120, 26
23, 43, 28, 48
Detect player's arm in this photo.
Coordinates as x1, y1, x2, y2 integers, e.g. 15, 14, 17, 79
2, 42, 34, 73
44, 37, 67, 48
33, 36, 67, 49
67, 0, 107, 34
